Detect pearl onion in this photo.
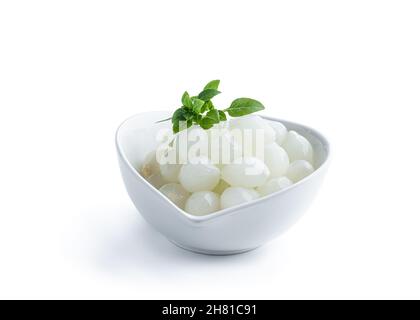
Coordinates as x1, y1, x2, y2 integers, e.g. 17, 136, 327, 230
229, 115, 275, 156
207, 128, 242, 165
262, 143, 289, 177
286, 160, 315, 182
282, 131, 314, 163
159, 183, 190, 209
160, 162, 182, 182
173, 126, 209, 163
270, 121, 288, 145
158, 146, 182, 182
257, 177, 293, 196
145, 172, 166, 189
179, 157, 220, 192
220, 187, 260, 210
185, 191, 220, 216
140, 150, 159, 178
221, 157, 270, 188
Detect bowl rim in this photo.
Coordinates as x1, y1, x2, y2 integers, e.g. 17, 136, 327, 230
116, 111, 331, 224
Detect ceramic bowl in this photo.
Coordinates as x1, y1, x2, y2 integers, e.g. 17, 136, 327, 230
116, 111, 330, 255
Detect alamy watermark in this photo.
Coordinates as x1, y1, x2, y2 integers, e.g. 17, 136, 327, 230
155, 121, 266, 176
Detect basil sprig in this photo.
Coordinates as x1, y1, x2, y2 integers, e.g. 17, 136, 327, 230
161, 80, 265, 133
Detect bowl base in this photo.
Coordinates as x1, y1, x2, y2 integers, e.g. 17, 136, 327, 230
169, 239, 260, 256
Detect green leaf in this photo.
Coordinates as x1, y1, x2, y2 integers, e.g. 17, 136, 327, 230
198, 118, 214, 130
205, 109, 220, 124
203, 79, 220, 90
172, 107, 185, 124
226, 98, 265, 117
183, 108, 195, 120
207, 100, 215, 110
198, 89, 221, 101
181, 91, 193, 108
198, 109, 220, 130
191, 97, 205, 114
200, 100, 213, 113
193, 113, 202, 123
173, 118, 191, 133
173, 120, 180, 133
171, 107, 195, 133
168, 80, 265, 134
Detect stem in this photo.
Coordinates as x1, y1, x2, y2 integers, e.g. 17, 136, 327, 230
155, 117, 172, 123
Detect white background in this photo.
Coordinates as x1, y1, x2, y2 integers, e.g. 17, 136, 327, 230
1, 1, 419, 299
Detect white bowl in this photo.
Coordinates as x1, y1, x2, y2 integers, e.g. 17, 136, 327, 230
116, 111, 330, 255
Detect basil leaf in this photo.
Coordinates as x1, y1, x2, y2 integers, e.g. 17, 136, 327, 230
174, 118, 191, 133
207, 100, 215, 110
218, 110, 227, 121
226, 98, 264, 117
191, 97, 205, 114
198, 109, 219, 129
173, 120, 180, 133
181, 91, 193, 108
171, 107, 185, 124
199, 118, 214, 130
194, 113, 202, 123
198, 89, 221, 101
185, 112, 196, 123
201, 100, 213, 113
164, 80, 265, 134
205, 109, 220, 123
203, 80, 220, 90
